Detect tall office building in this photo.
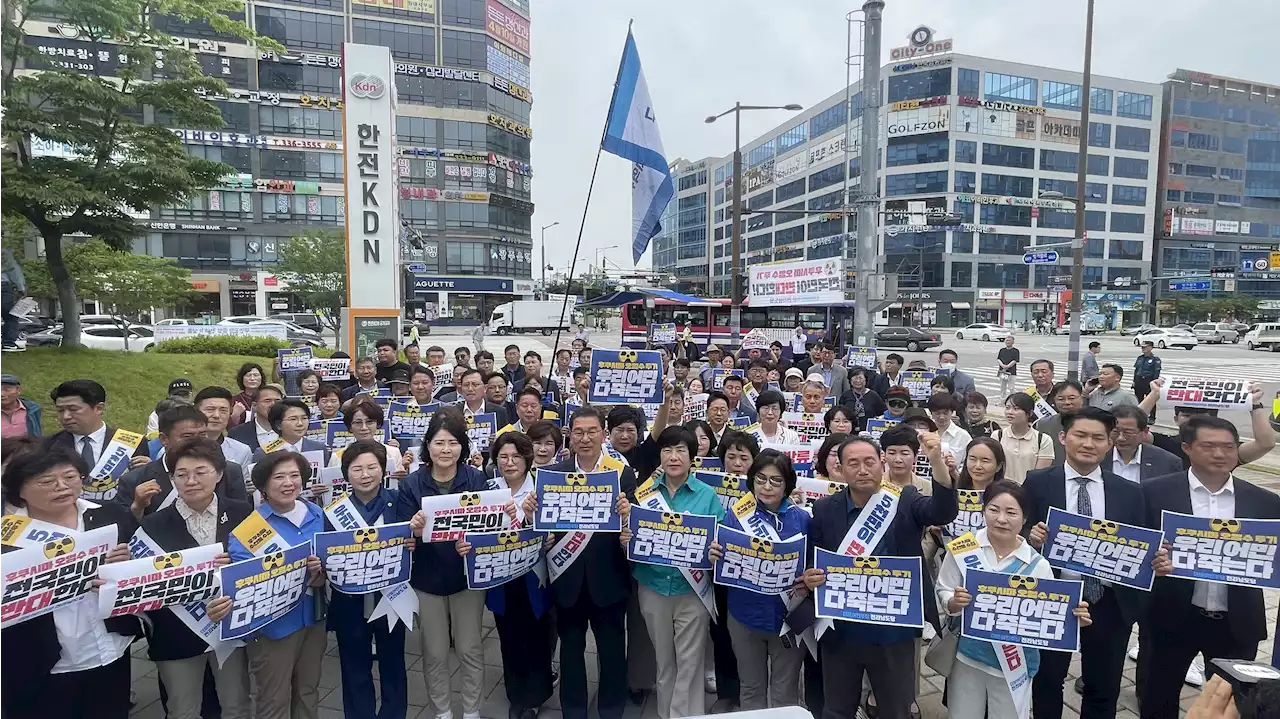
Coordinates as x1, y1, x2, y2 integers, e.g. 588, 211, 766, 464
655, 43, 1164, 329
20, 0, 534, 322
1152, 69, 1280, 322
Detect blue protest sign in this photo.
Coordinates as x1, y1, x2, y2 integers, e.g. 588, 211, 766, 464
813, 550, 924, 628
313, 523, 413, 594
844, 346, 877, 370
695, 470, 748, 512
1044, 508, 1162, 591
865, 418, 899, 442
900, 370, 935, 401
713, 524, 805, 596
626, 506, 715, 569
465, 413, 498, 454
961, 568, 1082, 651
464, 529, 546, 590
790, 394, 835, 412
589, 349, 664, 404
326, 422, 355, 451
387, 401, 437, 444
729, 415, 753, 429
1162, 511, 1280, 589
277, 347, 314, 373
710, 368, 745, 391
692, 457, 724, 471
533, 469, 621, 532
218, 542, 312, 641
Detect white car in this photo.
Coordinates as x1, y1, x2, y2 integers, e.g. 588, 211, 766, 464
955, 323, 1011, 341
1132, 327, 1198, 350
39, 325, 155, 351
220, 315, 320, 337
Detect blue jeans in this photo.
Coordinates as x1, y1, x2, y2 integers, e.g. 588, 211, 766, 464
1, 284, 18, 346
334, 617, 408, 719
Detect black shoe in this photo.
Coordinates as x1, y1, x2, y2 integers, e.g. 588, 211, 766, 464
509, 707, 522, 719
709, 698, 738, 714
1074, 677, 1084, 694
519, 709, 538, 719
629, 689, 648, 706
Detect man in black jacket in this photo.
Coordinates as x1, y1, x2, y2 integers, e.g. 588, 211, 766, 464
1137, 415, 1280, 719
521, 406, 636, 719
1024, 407, 1170, 719
226, 384, 283, 453
803, 430, 956, 719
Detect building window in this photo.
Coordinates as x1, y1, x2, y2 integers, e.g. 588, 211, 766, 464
1184, 164, 1216, 178
775, 202, 805, 225
887, 68, 952, 103
396, 116, 437, 146
1038, 178, 1107, 203
984, 72, 1037, 103
446, 241, 487, 273
400, 198, 440, 228
444, 203, 488, 228
955, 140, 977, 164
775, 226, 804, 246
1109, 240, 1143, 260
1091, 88, 1113, 115
1039, 209, 1106, 231
885, 132, 949, 167
807, 163, 845, 193
957, 68, 979, 97
1116, 91, 1153, 120
1114, 125, 1150, 152
1166, 189, 1181, 202
487, 125, 530, 161
980, 173, 1034, 198
486, 87, 529, 121
260, 150, 342, 180
160, 191, 253, 220
978, 205, 1032, 227
807, 216, 844, 239
777, 122, 807, 153
1219, 194, 1242, 205
263, 194, 343, 223
954, 170, 976, 193
1187, 132, 1220, 151
184, 145, 252, 173
440, 119, 486, 149
978, 262, 1028, 287
1223, 136, 1246, 154
258, 106, 341, 138
982, 143, 1036, 169
394, 76, 482, 109
253, 7, 344, 51
978, 233, 1030, 254
1113, 157, 1148, 179
258, 63, 341, 94
951, 261, 973, 287
809, 102, 848, 140
441, 29, 487, 68
1086, 121, 1111, 148
884, 170, 947, 197
1110, 212, 1145, 234
440, 0, 484, 26
1111, 185, 1147, 206
352, 18, 435, 61
1185, 191, 1215, 204
678, 171, 707, 191
952, 200, 974, 222
1040, 149, 1109, 176
1042, 81, 1082, 110
745, 141, 775, 167
776, 179, 805, 203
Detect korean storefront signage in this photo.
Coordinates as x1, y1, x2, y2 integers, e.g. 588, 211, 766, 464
260, 50, 342, 68
353, 0, 435, 11
958, 96, 1047, 116
1041, 117, 1081, 145
889, 95, 949, 112
487, 40, 530, 87
144, 222, 243, 232
395, 62, 481, 81
1179, 218, 1214, 236
269, 137, 342, 151
170, 128, 267, 147
487, 152, 532, 176
809, 134, 858, 166
955, 194, 1071, 210
488, 113, 533, 138
489, 74, 532, 102
889, 26, 953, 61
225, 89, 343, 109
400, 187, 490, 202
891, 57, 952, 73
485, 0, 531, 56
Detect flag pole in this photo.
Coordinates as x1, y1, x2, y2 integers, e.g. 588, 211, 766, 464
551, 20, 635, 367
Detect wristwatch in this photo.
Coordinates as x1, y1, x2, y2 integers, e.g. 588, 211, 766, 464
1253, 403, 1265, 411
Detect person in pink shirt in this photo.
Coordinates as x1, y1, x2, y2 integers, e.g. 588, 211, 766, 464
1, 374, 41, 438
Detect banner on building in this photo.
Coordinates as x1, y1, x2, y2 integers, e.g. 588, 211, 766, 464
748, 259, 844, 307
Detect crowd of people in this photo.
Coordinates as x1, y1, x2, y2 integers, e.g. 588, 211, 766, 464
1, 331, 1278, 719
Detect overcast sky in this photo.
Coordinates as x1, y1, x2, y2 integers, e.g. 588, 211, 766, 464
525, 0, 1279, 277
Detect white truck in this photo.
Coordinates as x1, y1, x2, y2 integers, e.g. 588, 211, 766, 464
488, 301, 576, 336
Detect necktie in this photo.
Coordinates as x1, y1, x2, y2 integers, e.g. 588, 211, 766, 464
80, 436, 96, 475
1074, 476, 1104, 603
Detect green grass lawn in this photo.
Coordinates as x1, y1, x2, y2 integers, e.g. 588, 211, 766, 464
2, 348, 266, 434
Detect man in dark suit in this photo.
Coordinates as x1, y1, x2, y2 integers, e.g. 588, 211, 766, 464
45, 378, 145, 474
455, 368, 510, 429
226, 384, 284, 454
1137, 415, 1280, 719
1105, 405, 1184, 483
116, 405, 249, 520
803, 429, 957, 719
1024, 407, 1169, 719
515, 351, 564, 406
521, 406, 636, 719
870, 353, 906, 398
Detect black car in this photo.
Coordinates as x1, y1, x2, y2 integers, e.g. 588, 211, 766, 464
875, 326, 943, 352
268, 312, 323, 333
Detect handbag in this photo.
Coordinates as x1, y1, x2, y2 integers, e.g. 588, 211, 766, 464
924, 616, 959, 675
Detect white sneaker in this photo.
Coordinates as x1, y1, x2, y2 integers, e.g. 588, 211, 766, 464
1185, 658, 1205, 687
704, 674, 717, 694
463, 712, 481, 719
435, 713, 451, 719
922, 623, 937, 641
1127, 644, 1139, 661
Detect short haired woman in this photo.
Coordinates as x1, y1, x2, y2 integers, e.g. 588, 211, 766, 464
525, 420, 563, 468
231, 362, 265, 427
751, 390, 800, 447
326, 399, 407, 489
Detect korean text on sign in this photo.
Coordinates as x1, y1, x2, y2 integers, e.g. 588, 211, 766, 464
314, 523, 414, 594
1162, 511, 1280, 589
277, 347, 314, 373
795, 477, 846, 508
97, 543, 222, 617
814, 550, 924, 628
218, 542, 312, 641
943, 489, 985, 540
0, 525, 116, 628
713, 525, 805, 596
651, 323, 677, 345
1044, 508, 1162, 591
900, 370, 935, 401
466, 413, 498, 454
844, 346, 877, 370
465, 529, 545, 590
961, 568, 1082, 651
626, 506, 715, 570
695, 471, 749, 513
534, 469, 621, 532
865, 418, 899, 442
1157, 375, 1252, 410
421, 488, 514, 543
589, 349, 664, 404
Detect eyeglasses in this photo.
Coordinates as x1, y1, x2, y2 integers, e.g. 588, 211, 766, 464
174, 468, 218, 482
753, 474, 786, 487
350, 418, 378, 428
570, 429, 602, 440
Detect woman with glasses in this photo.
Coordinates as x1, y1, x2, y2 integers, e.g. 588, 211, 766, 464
327, 398, 407, 482
709, 449, 809, 710
397, 413, 492, 719
995, 393, 1054, 483
751, 391, 800, 448
296, 370, 321, 403
684, 419, 718, 458
823, 406, 855, 435
251, 398, 329, 464
717, 430, 760, 476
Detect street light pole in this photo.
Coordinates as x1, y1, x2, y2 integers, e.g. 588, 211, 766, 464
540, 222, 559, 294
1065, 0, 1096, 382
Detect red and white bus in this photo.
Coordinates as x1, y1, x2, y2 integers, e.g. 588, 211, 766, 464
620, 299, 854, 351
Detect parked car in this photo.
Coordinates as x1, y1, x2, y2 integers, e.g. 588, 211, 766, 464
27, 325, 155, 352
1168, 323, 1193, 332
1120, 323, 1157, 336
269, 312, 323, 333
955, 323, 1011, 341
1244, 323, 1280, 352
1133, 327, 1198, 350
874, 326, 942, 353
1230, 323, 1251, 335
1192, 322, 1239, 344
14, 315, 55, 341
402, 320, 432, 338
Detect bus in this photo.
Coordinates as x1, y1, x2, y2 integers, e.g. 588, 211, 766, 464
620, 298, 857, 352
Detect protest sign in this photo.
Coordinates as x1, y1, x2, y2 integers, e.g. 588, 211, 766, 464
865, 418, 899, 442
465, 529, 545, 590
795, 476, 846, 508
218, 542, 312, 641
844, 346, 877, 370
311, 357, 351, 381
943, 489, 985, 540
420, 488, 513, 543
782, 412, 827, 442
815, 551, 924, 628
900, 370, 935, 401
683, 393, 708, 422
154, 324, 288, 343
626, 506, 715, 570
710, 369, 745, 391
741, 328, 772, 351
1162, 511, 1280, 589
729, 415, 753, 429
772, 443, 815, 469
1044, 508, 1163, 591
713, 524, 804, 595
694, 470, 749, 512
82, 429, 146, 501
534, 469, 621, 532
98, 543, 221, 618
0, 525, 115, 627
326, 422, 356, 451
748, 258, 843, 307
652, 323, 677, 344
589, 349, 664, 404
693, 456, 724, 471
314, 523, 414, 594
388, 401, 435, 444
1157, 376, 1253, 410
961, 568, 1082, 651
466, 413, 498, 454
790, 394, 835, 412
277, 346, 314, 372
430, 364, 455, 388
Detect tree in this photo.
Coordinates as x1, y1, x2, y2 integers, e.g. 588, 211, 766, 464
1, 0, 278, 346
274, 229, 346, 331
21, 238, 195, 348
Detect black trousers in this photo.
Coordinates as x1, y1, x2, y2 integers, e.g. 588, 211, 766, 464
495, 587, 555, 712
803, 649, 824, 719
558, 595, 628, 719
1033, 587, 1131, 719
1140, 610, 1257, 719
6, 652, 131, 719
1133, 378, 1155, 420
710, 584, 741, 703
819, 636, 915, 719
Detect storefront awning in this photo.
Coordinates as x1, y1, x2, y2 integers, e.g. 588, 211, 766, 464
951, 302, 972, 309
576, 287, 719, 308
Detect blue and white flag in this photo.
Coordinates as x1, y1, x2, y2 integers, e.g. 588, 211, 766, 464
602, 28, 673, 264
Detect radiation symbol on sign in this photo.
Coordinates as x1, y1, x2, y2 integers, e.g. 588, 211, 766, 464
498, 532, 520, 545
1211, 518, 1242, 534
83, 476, 117, 493
354, 528, 378, 544
43, 536, 75, 559
263, 552, 285, 570
153, 552, 183, 570
565, 473, 588, 486
750, 537, 773, 552
459, 493, 482, 507
661, 512, 684, 525
618, 350, 638, 363
828, 483, 843, 495
853, 556, 880, 569
1090, 519, 1119, 535
1008, 575, 1038, 590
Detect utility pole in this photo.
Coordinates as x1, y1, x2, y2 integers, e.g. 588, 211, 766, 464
1065, 0, 1096, 382
540, 222, 559, 294
730, 102, 744, 350
853, 0, 884, 347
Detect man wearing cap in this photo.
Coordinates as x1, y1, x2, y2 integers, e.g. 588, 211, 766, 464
699, 345, 725, 386
386, 368, 412, 397
882, 386, 913, 422
813, 343, 849, 399
783, 367, 805, 393
146, 378, 194, 434
1, 374, 41, 438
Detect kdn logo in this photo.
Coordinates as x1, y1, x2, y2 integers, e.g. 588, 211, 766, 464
349, 73, 386, 99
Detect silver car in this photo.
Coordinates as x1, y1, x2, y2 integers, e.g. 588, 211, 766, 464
1192, 322, 1239, 344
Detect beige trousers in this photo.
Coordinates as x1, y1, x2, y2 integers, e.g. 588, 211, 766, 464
637, 585, 710, 719
416, 588, 487, 715
246, 623, 327, 719
155, 647, 251, 719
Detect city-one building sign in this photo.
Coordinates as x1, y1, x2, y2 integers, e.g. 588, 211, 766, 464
889, 25, 953, 61
958, 96, 1047, 116
488, 113, 533, 138
889, 95, 949, 112
891, 57, 952, 73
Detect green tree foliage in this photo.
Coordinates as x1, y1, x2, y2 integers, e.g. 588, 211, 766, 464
274, 229, 346, 331
1, 0, 278, 346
